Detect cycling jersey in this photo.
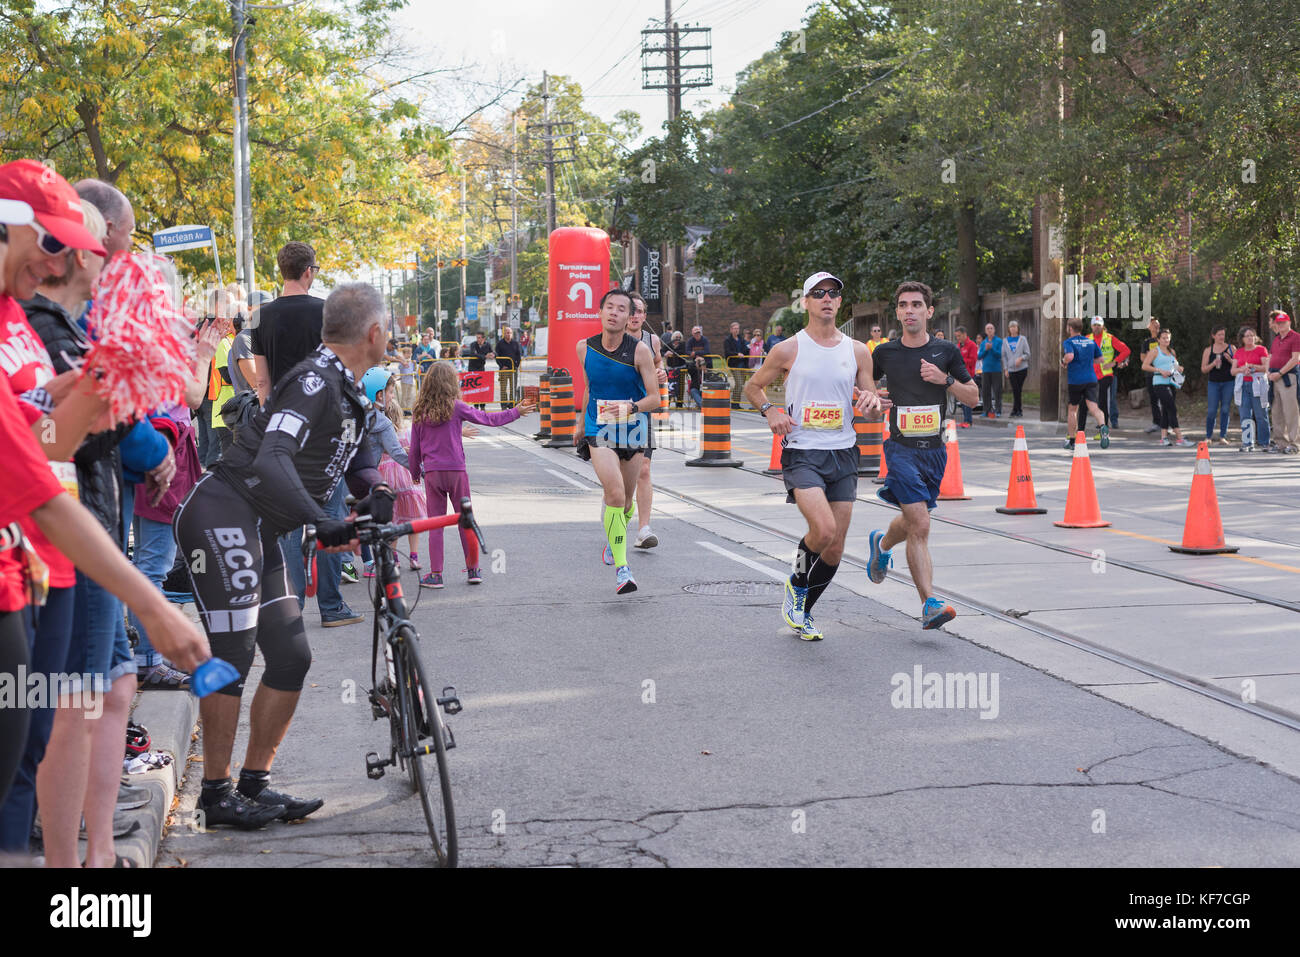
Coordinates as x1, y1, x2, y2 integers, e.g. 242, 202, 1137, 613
209, 345, 382, 536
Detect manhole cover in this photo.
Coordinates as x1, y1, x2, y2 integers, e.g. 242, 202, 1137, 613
520, 487, 592, 496
683, 580, 785, 597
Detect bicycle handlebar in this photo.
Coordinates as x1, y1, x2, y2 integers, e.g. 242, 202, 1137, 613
303, 497, 484, 588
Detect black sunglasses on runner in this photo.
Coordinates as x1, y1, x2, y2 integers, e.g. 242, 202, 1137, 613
807, 287, 842, 300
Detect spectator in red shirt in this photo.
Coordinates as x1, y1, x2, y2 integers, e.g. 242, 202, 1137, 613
1231, 326, 1270, 451
953, 326, 978, 427
1091, 316, 1131, 432
1267, 310, 1300, 452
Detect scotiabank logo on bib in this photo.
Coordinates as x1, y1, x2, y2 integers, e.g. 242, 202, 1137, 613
897, 405, 940, 436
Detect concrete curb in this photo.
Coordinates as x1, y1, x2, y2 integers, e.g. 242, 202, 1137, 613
115, 689, 198, 868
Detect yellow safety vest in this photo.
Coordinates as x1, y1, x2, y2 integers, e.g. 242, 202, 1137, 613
1097, 332, 1116, 373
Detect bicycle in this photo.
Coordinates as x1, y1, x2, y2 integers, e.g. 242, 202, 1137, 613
304, 496, 484, 867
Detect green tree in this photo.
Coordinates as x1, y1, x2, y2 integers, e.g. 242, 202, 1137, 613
0, 0, 451, 285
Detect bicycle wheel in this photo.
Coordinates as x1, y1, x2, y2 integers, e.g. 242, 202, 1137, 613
393, 628, 457, 867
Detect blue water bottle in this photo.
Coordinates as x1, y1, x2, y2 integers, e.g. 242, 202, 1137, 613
190, 658, 240, 698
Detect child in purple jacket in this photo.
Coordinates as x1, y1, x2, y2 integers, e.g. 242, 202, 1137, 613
409, 362, 536, 587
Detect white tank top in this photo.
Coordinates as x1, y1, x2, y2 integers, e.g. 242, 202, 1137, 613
784, 328, 857, 450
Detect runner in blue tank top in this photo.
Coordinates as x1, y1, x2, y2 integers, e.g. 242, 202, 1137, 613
574, 288, 661, 594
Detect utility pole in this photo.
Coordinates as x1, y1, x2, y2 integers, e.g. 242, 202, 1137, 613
460, 173, 468, 335
434, 246, 442, 339
231, 0, 255, 296
414, 251, 422, 332
641, 4, 711, 333
528, 74, 575, 241
511, 111, 519, 304
543, 72, 556, 236
1037, 23, 1066, 423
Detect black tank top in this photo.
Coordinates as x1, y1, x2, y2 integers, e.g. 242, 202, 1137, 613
1207, 344, 1234, 382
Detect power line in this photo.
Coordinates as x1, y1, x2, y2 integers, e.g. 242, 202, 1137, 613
766, 49, 928, 134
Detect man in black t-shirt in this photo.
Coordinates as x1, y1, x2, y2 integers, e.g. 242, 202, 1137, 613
248, 241, 361, 621
466, 331, 494, 409
865, 280, 978, 632
250, 242, 325, 402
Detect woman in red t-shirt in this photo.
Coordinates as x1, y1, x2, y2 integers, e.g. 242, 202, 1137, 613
1231, 326, 1271, 451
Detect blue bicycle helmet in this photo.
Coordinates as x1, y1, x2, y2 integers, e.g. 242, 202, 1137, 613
360, 366, 393, 405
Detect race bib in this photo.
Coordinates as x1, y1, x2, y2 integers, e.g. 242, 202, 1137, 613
896, 404, 941, 437
800, 401, 845, 431
597, 400, 630, 424
49, 460, 78, 498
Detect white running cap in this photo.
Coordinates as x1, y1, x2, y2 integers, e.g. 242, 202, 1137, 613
0, 198, 33, 226
802, 272, 843, 296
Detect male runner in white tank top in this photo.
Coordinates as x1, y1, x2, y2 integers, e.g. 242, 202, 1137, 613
626, 292, 668, 548
744, 271, 882, 641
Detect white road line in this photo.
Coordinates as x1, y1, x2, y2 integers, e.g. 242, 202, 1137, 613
545, 468, 591, 490
696, 541, 787, 581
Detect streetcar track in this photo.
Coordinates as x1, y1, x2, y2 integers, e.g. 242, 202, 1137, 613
682, 441, 1300, 613
497, 422, 1300, 734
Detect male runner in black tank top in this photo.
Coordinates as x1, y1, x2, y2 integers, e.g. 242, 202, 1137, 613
627, 292, 668, 549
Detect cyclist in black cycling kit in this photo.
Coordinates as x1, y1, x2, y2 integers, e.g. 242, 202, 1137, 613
175, 283, 396, 828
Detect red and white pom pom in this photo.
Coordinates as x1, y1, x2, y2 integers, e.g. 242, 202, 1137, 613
83, 254, 197, 423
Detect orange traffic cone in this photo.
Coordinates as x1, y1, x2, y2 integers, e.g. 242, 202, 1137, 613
1053, 432, 1110, 528
1169, 442, 1239, 554
873, 419, 890, 484
937, 420, 970, 500
763, 430, 783, 476
996, 426, 1047, 514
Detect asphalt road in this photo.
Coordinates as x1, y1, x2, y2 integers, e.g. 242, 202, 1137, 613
160, 429, 1300, 867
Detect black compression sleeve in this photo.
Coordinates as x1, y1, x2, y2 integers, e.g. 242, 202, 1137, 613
247, 377, 334, 528
344, 437, 382, 499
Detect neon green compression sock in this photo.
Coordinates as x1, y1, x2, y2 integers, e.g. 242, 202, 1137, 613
604, 504, 630, 567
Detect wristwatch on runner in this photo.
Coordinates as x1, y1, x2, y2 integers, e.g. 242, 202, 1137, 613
944, 375, 954, 388
759, 401, 773, 416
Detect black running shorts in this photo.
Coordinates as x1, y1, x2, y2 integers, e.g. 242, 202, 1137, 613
1068, 381, 1099, 406
577, 435, 648, 463
173, 474, 312, 696
781, 446, 859, 504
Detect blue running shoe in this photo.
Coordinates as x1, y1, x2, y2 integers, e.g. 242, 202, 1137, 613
797, 615, 823, 642
921, 596, 956, 630
602, 543, 615, 566
615, 565, 637, 594
782, 576, 808, 630
1100, 424, 1110, 449
867, 529, 892, 584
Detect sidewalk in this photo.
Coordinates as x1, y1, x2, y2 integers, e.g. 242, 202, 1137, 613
111, 606, 202, 867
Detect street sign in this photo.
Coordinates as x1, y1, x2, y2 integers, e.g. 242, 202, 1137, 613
152, 224, 223, 286
153, 225, 214, 251
685, 278, 705, 303
466, 295, 479, 321
450, 258, 468, 267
